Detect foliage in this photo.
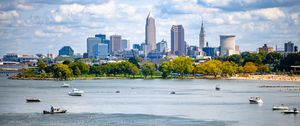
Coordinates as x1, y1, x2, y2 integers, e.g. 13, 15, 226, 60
141, 61, 156, 78
159, 61, 172, 78
52, 64, 73, 80
257, 64, 270, 74
68, 61, 90, 75
221, 61, 238, 76
128, 57, 142, 68
243, 62, 257, 73
171, 57, 194, 77
37, 59, 47, 73
241, 52, 263, 65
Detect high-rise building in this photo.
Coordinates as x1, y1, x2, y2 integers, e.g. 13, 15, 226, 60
96, 43, 109, 59
110, 35, 122, 53
171, 25, 186, 56
145, 11, 156, 51
220, 35, 239, 56
122, 39, 130, 50
87, 37, 101, 58
259, 44, 273, 53
295, 46, 298, 52
156, 40, 167, 53
284, 41, 294, 52
59, 46, 74, 56
199, 21, 206, 51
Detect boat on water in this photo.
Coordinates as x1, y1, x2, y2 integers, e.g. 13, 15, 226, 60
68, 88, 84, 96
215, 85, 220, 91
26, 98, 41, 102
282, 108, 298, 114
170, 91, 176, 94
43, 106, 67, 114
249, 96, 263, 104
61, 82, 70, 88
272, 104, 289, 110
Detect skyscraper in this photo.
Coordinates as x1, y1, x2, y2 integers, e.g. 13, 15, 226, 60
110, 35, 122, 53
145, 11, 156, 51
199, 21, 206, 51
284, 41, 294, 52
87, 37, 101, 58
171, 25, 186, 56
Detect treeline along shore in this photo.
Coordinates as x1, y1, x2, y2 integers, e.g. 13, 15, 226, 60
10, 52, 300, 82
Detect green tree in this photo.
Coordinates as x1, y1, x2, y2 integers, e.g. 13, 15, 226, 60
243, 62, 257, 73
69, 61, 90, 75
128, 63, 139, 77
73, 66, 81, 77
159, 61, 172, 78
257, 64, 270, 74
221, 61, 238, 76
52, 64, 73, 80
129, 57, 142, 68
202, 60, 222, 77
37, 59, 47, 73
63, 60, 72, 65
227, 54, 244, 66
141, 61, 156, 78
171, 57, 194, 77
241, 52, 263, 65
263, 52, 283, 70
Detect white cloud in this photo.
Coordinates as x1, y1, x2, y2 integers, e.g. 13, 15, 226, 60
16, 3, 33, 10
59, 3, 85, 15
54, 15, 63, 22
0, 11, 19, 20
252, 8, 285, 20
34, 30, 50, 37
47, 26, 72, 33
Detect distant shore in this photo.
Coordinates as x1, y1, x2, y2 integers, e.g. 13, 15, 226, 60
8, 74, 300, 82
226, 74, 300, 82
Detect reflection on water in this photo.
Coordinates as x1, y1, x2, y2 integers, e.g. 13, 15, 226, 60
0, 77, 299, 126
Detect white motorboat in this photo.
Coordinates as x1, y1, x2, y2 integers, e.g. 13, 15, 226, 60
61, 82, 70, 88
68, 88, 84, 96
249, 96, 263, 104
272, 104, 289, 110
282, 108, 299, 114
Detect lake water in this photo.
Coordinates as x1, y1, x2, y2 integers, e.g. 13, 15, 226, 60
0, 77, 299, 126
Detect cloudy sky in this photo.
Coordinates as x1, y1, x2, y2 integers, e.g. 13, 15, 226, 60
0, 0, 300, 56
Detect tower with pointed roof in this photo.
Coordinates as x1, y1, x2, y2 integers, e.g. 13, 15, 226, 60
145, 11, 156, 51
199, 20, 206, 50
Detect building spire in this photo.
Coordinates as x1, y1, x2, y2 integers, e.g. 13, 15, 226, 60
201, 20, 204, 33
147, 10, 154, 18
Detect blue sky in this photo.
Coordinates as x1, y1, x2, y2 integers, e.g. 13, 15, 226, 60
0, 0, 300, 56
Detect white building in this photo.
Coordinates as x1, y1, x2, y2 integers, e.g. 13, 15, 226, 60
220, 35, 240, 56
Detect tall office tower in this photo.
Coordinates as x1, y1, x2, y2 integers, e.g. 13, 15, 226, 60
122, 39, 130, 50
96, 43, 109, 59
145, 11, 156, 51
220, 35, 238, 56
110, 35, 122, 53
171, 25, 186, 56
87, 37, 101, 58
284, 41, 294, 52
199, 21, 206, 51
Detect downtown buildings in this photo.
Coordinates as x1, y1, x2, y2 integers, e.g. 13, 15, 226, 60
171, 25, 186, 56
145, 11, 156, 52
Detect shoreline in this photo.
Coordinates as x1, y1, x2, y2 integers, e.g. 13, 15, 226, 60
7, 74, 300, 82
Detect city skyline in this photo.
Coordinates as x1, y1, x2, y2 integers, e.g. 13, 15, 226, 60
0, 0, 300, 56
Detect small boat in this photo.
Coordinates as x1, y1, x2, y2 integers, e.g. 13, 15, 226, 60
61, 82, 70, 88
215, 85, 220, 91
170, 91, 176, 94
26, 98, 41, 102
115, 90, 120, 93
43, 106, 67, 114
272, 104, 289, 110
68, 88, 84, 96
249, 96, 263, 104
282, 108, 299, 114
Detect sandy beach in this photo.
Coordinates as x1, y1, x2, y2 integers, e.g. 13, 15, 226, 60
228, 74, 300, 82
